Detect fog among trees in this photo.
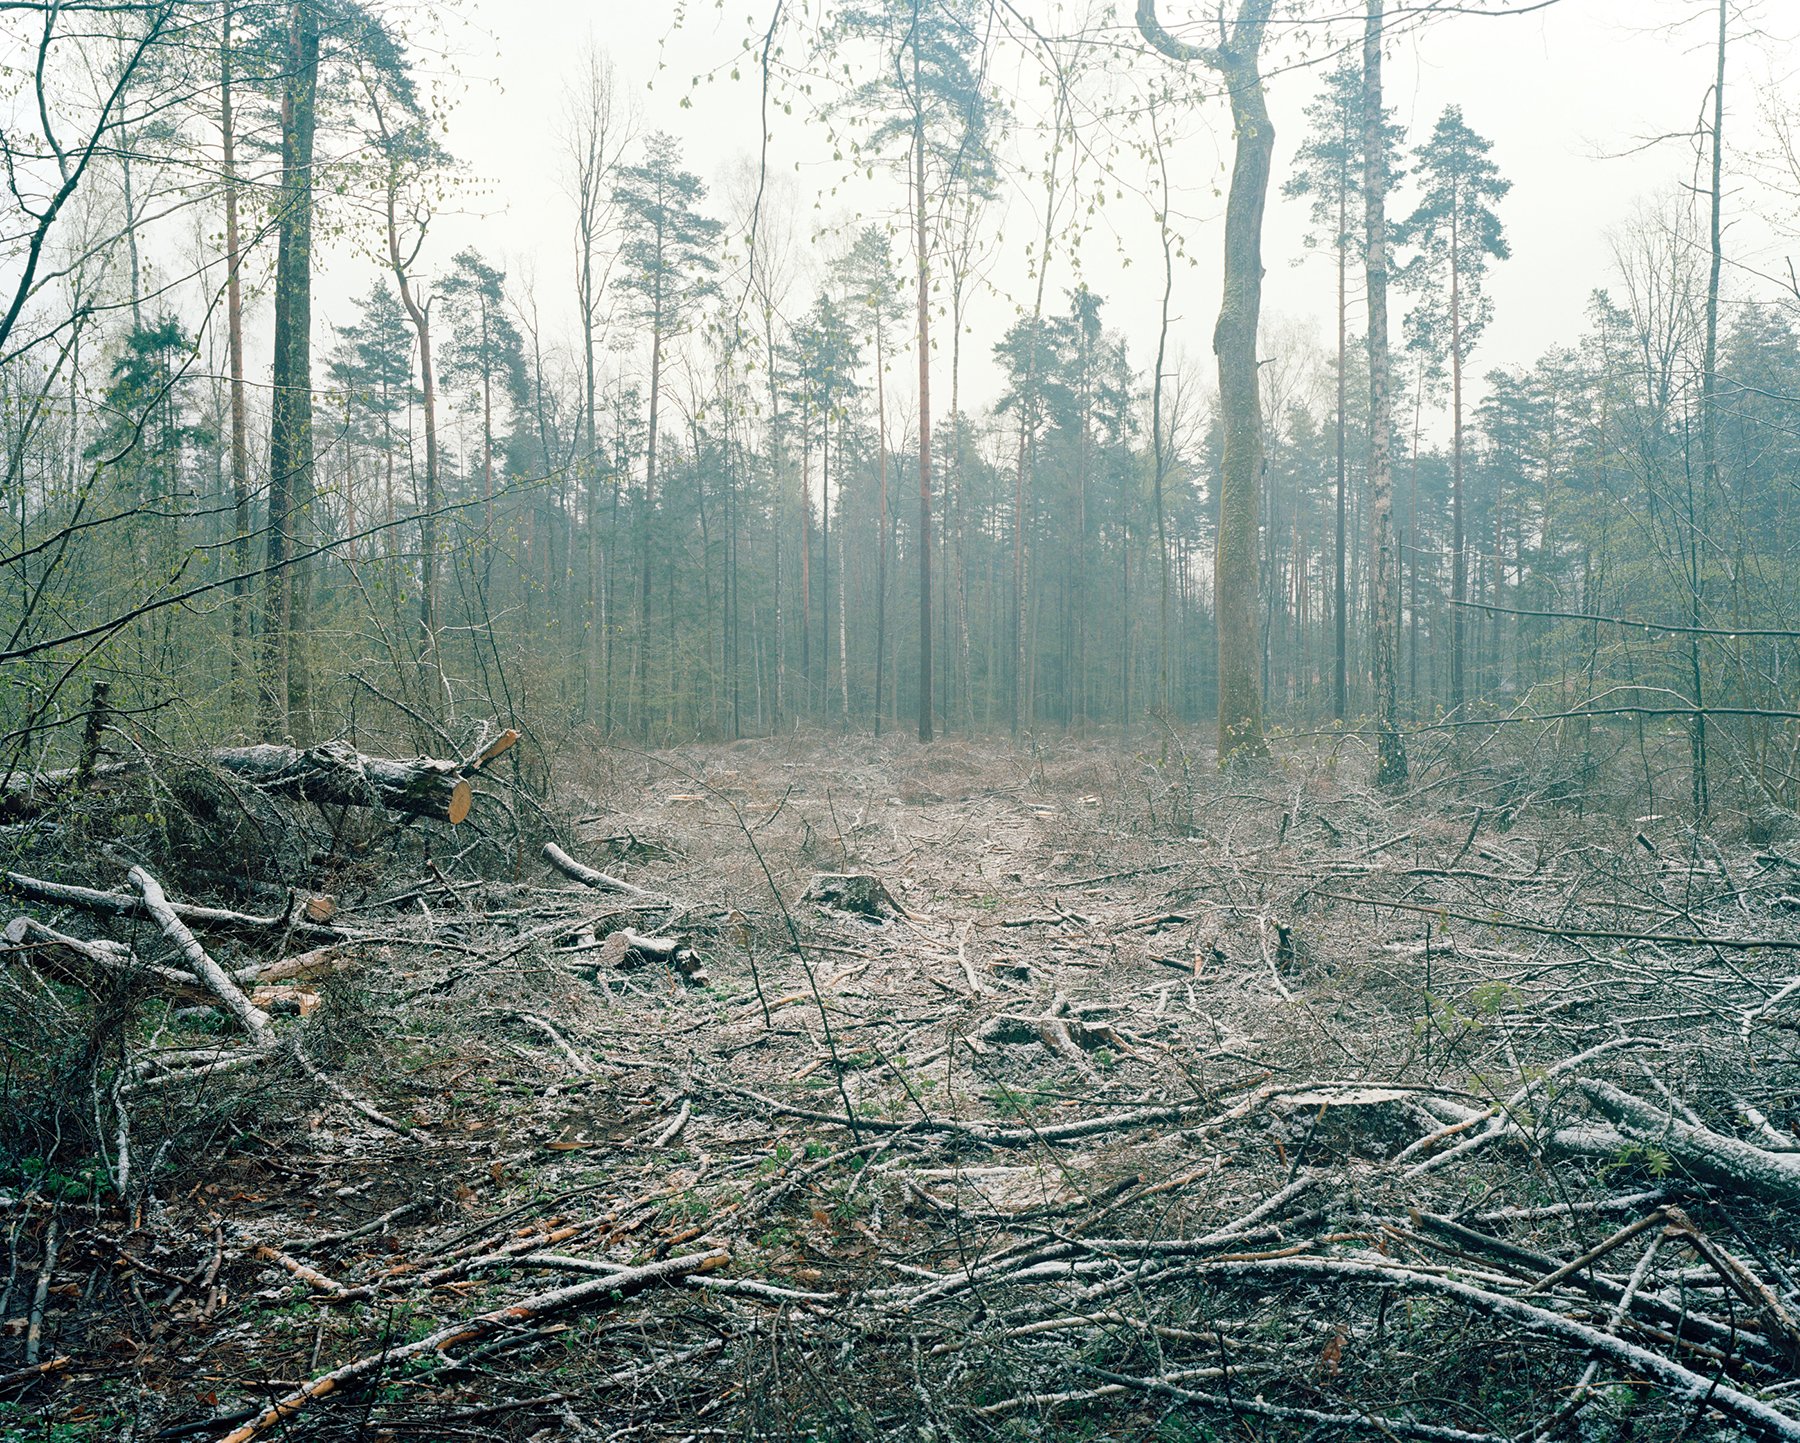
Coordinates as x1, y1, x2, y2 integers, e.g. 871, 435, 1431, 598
5, 3, 1800, 1439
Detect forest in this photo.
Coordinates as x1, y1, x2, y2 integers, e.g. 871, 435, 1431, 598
2, 0, 1800, 1439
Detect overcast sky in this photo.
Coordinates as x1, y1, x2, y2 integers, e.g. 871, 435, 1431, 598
319, 0, 1800, 424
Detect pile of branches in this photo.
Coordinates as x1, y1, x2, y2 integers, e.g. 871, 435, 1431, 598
0, 730, 1795, 1441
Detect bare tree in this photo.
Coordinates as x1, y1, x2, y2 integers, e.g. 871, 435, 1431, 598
363, 68, 445, 715
1136, 0, 1275, 764
219, 1, 252, 709
0, 2, 176, 361
560, 41, 633, 728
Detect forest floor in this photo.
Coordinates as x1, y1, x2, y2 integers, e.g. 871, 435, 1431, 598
4, 728, 1800, 1442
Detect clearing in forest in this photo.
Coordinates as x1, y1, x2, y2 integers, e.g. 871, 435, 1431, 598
3, 732, 1798, 1441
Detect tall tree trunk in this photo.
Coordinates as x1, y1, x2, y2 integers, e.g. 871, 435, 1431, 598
1010, 407, 1030, 733
1334, 183, 1348, 721
766, 325, 785, 732
221, 7, 251, 716
1010, 91, 1070, 735
481, 362, 493, 537
874, 323, 890, 735
821, 397, 832, 715
120, 118, 143, 333
728, 423, 742, 737
1408, 368, 1424, 710
637, 318, 663, 736
1137, 0, 1274, 763
260, 0, 319, 742
1151, 104, 1174, 715
1121, 512, 1132, 727
1449, 210, 1467, 712
1364, 0, 1407, 788
912, 26, 934, 744
581, 213, 600, 728
837, 438, 850, 723
1692, 0, 1726, 816
377, 146, 442, 715
798, 402, 812, 703
951, 288, 974, 733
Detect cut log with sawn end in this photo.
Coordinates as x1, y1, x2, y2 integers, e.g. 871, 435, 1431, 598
209, 734, 515, 824
1, 729, 519, 827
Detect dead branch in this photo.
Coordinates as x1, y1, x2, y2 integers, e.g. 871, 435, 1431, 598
542, 841, 660, 899
4, 870, 342, 940
128, 867, 272, 1046
213, 1249, 729, 1443
1577, 1079, 1800, 1208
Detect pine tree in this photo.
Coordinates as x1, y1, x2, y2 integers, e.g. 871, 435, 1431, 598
613, 131, 722, 735
835, 225, 906, 733
88, 316, 211, 511
828, 0, 994, 741
326, 283, 417, 549
439, 248, 528, 538
1398, 104, 1510, 713
1365, 0, 1407, 788
1286, 58, 1402, 723
785, 293, 861, 718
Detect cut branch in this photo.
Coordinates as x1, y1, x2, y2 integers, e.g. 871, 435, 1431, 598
128, 867, 272, 1046
213, 1249, 729, 1443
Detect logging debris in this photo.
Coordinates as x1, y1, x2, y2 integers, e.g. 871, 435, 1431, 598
1, 731, 1798, 1441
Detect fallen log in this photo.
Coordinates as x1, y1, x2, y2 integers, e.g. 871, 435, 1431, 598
1576, 1079, 1800, 1209
2, 729, 520, 826
3, 870, 341, 939
0, 761, 135, 821
589, 927, 706, 984
543, 841, 659, 899
240, 944, 356, 986
208, 742, 474, 823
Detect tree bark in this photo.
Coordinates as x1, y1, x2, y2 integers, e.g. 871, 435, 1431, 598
208, 741, 479, 823
913, 14, 934, 744
260, 0, 320, 742
637, 317, 663, 735
1364, 0, 1408, 788
1692, 0, 1726, 816
221, 6, 251, 714
874, 321, 890, 735
1334, 182, 1348, 721
1450, 203, 1466, 712
1136, 0, 1274, 764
